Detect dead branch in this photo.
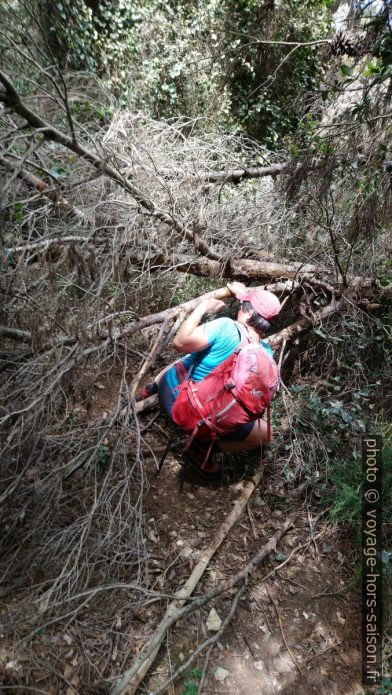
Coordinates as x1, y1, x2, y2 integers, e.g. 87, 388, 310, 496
267, 583, 302, 674
0, 69, 219, 261
229, 258, 385, 294
0, 153, 87, 222
111, 464, 266, 694
0, 287, 233, 356
169, 162, 287, 183
151, 582, 247, 695
135, 394, 158, 413
0, 325, 31, 342
130, 319, 168, 398
2, 235, 89, 255
111, 513, 294, 694
202, 162, 287, 182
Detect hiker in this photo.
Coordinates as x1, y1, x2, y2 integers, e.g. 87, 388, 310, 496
137, 282, 281, 477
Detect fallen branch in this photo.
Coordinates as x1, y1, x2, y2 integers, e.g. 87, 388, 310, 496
185, 162, 287, 183
267, 583, 302, 674
151, 582, 247, 695
229, 258, 384, 294
305, 641, 341, 663
111, 515, 294, 694
135, 394, 158, 413
111, 464, 267, 695
2, 235, 89, 256
130, 320, 169, 398
0, 153, 87, 222
0, 70, 219, 261
0, 325, 31, 342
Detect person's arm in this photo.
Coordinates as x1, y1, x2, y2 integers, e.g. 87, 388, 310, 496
172, 298, 225, 353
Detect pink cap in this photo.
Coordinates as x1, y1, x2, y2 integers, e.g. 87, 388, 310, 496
236, 287, 281, 320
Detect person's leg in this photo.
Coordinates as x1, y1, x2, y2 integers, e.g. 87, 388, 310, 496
157, 372, 221, 477
154, 358, 182, 385
217, 419, 272, 454
135, 359, 182, 401
157, 370, 177, 417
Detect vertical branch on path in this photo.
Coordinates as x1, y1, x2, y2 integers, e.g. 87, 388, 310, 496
111, 465, 266, 695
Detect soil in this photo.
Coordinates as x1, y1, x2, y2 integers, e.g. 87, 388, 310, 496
0, 374, 367, 695
139, 421, 364, 695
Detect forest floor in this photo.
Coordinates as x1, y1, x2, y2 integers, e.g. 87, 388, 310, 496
137, 416, 364, 695
0, 371, 365, 695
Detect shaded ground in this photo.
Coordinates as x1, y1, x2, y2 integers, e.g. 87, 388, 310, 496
140, 427, 363, 695
0, 373, 366, 695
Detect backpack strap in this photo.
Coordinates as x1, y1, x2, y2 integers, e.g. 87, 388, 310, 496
234, 320, 252, 345
266, 404, 271, 441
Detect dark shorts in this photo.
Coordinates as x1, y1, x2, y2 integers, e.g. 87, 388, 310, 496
158, 372, 254, 442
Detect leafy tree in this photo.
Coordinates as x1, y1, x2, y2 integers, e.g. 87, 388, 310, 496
217, 0, 332, 145
38, 0, 334, 141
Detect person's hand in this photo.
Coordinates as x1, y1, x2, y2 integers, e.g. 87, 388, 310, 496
203, 297, 226, 314
227, 281, 246, 296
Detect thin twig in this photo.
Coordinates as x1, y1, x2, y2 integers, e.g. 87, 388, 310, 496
266, 582, 302, 675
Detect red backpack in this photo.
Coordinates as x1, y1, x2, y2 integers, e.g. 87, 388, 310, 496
171, 322, 280, 446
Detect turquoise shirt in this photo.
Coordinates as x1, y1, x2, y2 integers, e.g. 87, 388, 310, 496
165, 317, 273, 398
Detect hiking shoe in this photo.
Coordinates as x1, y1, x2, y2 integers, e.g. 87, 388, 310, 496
183, 438, 222, 479
135, 381, 158, 402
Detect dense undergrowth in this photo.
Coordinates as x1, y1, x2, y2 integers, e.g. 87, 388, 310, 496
0, 0, 391, 691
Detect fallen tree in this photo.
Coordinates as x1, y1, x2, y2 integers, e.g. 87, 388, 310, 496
0, 283, 343, 367
4, 240, 389, 300
175, 162, 287, 183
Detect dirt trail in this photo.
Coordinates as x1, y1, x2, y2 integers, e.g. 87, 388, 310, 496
141, 435, 363, 695
0, 382, 364, 695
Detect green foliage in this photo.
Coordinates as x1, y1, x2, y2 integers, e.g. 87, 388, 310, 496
94, 444, 110, 470
11, 201, 23, 225
38, 0, 333, 143
40, 0, 230, 114
169, 275, 221, 308
289, 382, 391, 628
361, 677, 392, 695
181, 668, 203, 695
218, 0, 332, 145
287, 311, 391, 534
320, 4, 392, 123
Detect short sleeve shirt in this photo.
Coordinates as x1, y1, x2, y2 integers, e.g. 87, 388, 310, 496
164, 317, 274, 399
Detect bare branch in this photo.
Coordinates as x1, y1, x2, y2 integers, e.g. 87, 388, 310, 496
0, 69, 220, 261
0, 153, 87, 221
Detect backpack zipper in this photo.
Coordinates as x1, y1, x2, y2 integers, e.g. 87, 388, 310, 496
215, 398, 237, 420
